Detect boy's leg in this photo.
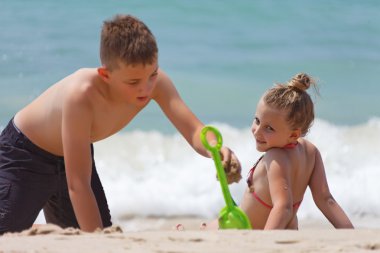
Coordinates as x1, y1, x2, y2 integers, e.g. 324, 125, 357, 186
0, 119, 56, 234
0, 175, 54, 234
44, 145, 112, 229
42, 160, 79, 228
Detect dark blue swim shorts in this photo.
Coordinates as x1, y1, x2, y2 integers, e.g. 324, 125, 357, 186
0, 119, 112, 234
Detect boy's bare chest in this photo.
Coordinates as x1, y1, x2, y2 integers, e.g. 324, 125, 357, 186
90, 103, 145, 141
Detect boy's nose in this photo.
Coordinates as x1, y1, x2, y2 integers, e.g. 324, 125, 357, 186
146, 78, 156, 91
139, 81, 152, 93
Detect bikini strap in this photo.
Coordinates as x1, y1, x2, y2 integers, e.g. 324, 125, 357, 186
246, 155, 264, 187
283, 141, 298, 149
252, 155, 264, 168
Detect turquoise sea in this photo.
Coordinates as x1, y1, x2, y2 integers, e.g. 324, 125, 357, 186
1, 1, 379, 228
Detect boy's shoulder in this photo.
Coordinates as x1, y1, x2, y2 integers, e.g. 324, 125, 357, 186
57, 68, 107, 109
155, 68, 170, 84
58, 68, 98, 90
64, 68, 101, 92
151, 69, 175, 98
71, 68, 98, 83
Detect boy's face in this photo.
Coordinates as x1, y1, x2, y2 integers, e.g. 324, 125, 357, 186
100, 60, 159, 106
251, 98, 299, 152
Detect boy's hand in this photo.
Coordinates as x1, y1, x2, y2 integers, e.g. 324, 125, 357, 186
218, 147, 242, 184
222, 158, 242, 184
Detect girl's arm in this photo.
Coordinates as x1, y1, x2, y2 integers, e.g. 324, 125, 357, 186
264, 151, 294, 229
309, 149, 354, 228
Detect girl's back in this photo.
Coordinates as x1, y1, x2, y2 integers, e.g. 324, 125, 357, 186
242, 138, 317, 229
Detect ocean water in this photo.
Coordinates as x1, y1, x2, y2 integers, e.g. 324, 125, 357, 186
1, 1, 379, 227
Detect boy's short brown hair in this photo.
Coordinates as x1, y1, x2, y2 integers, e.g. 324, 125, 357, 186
100, 14, 158, 70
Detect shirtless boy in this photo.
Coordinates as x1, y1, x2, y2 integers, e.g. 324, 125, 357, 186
0, 14, 240, 233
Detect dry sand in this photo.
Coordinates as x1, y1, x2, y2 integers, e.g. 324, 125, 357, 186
1, 217, 379, 253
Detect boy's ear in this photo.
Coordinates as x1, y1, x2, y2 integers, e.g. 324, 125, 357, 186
289, 129, 301, 141
97, 67, 110, 82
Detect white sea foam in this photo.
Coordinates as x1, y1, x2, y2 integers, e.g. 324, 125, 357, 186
89, 118, 380, 226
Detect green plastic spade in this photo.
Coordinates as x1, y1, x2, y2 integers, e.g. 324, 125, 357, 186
200, 126, 252, 229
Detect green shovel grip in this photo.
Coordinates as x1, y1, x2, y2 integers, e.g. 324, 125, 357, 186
200, 126, 235, 210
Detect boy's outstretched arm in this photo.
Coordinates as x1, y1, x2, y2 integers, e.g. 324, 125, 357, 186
309, 149, 354, 228
62, 89, 103, 232
153, 69, 240, 167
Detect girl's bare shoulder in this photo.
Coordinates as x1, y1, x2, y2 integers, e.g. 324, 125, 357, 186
298, 138, 319, 155
262, 148, 291, 170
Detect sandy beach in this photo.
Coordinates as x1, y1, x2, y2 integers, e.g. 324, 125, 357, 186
1, 217, 379, 253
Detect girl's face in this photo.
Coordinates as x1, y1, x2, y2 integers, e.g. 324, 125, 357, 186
251, 98, 299, 152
